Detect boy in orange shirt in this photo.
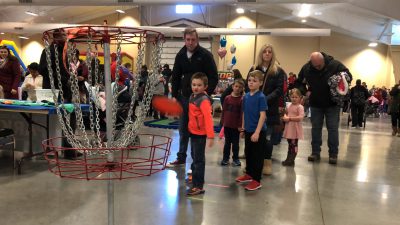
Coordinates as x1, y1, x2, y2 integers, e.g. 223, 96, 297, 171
187, 72, 215, 195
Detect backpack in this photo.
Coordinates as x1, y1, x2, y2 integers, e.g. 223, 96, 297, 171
352, 88, 366, 106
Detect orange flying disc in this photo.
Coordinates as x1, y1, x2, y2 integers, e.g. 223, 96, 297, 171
152, 96, 183, 116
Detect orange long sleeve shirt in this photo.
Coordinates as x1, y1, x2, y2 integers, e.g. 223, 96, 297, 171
188, 93, 215, 139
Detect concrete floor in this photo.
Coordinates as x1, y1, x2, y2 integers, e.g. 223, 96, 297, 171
0, 114, 399, 225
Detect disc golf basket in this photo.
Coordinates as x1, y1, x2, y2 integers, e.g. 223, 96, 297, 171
41, 26, 169, 225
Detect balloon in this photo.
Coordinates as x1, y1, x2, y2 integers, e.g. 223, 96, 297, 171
231, 56, 237, 65
230, 44, 236, 54
220, 37, 227, 48
217, 48, 227, 59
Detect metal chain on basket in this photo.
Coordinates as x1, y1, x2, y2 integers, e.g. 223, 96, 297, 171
109, 32, 123, 147
44, 28, 164, 151
93, 46, 103, 146
115, 33, 148, 147
66, 43, 92, 149
85, 33, 103, 149
119, 36, 163, 147
113, 34, 145, 147
49, 41, 81, 148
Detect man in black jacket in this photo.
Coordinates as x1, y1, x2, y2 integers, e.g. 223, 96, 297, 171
167, 27, 218, 167
349, 79, 370, 128
297, 52, 352, 164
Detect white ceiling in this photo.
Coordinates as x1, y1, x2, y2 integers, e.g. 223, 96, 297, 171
0, 0, 398, 45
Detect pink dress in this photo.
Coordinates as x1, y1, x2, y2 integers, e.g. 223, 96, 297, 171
283, 103, 304, 139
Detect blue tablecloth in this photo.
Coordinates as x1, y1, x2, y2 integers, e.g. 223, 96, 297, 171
0, 100, 90, 114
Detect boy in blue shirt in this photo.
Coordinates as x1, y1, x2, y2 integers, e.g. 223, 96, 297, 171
235, 70, 267, 191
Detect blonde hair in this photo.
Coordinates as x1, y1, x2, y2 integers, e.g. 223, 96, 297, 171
248, 70, 264, 82
255, 44, 279, 77
289, 88, 302, 98
0, 85, 4, 99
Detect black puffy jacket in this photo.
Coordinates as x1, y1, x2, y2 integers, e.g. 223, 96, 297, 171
296, 52, 352, 108
171, 45, 218, 98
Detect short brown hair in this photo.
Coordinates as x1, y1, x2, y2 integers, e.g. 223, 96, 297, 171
191, 72, 208, 86
233, 78, 245, 87
184, 27, 198, 39
248, 70, 264, 82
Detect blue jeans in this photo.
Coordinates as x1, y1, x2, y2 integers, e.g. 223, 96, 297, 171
190, 134, 206, 188
310, 106, 340, 156
177, 96, 190, 162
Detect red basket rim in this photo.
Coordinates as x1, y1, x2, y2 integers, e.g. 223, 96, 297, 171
42, 133, 172, 151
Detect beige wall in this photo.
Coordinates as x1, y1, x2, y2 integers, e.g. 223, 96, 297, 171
390, 45, 400, 85
222, 11, 257, 74
21, 34, 43, 65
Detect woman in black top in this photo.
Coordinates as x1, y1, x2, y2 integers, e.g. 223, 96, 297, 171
249, 44, 286, 176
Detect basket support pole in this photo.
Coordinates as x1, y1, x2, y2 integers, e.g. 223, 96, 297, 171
103, 39, 115, 225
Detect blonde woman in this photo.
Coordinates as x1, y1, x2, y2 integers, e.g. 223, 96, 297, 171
248, 44, 287, 175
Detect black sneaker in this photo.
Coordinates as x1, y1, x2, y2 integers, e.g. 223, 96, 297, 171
329, 156, 338, 165
232, 159, 241, 167
166, 159, 186, 168
308, 154, 321, 162
220, 160, 229, 166
187, 187, 205, 196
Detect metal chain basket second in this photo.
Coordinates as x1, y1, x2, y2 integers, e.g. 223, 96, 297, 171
41, 25, 171, 180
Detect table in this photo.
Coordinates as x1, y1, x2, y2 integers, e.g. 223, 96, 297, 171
0, 101, 89, 174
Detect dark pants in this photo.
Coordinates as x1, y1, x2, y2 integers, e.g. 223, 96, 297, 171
244, 131, 266, 182
177, 96, 190, 162
310, 106, 340, 157
265, 126, 273, 159
391, 112, 400, 127
351, 104, 364, 127
223, 127, 240, 161
190, 134, 206, 189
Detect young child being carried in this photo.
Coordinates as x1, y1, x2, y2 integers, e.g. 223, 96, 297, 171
187, 72, 215, 196
281, 88, 304, 166
235, 70, 267, 191
220, 79, 245, 166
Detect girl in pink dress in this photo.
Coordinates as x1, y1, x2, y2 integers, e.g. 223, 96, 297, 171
282, 88, 304, 166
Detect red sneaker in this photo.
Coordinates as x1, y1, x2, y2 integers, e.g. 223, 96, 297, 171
244, 180, 262, 191
235, 174, 252, 183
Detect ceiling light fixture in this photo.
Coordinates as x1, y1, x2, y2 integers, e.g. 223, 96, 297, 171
368, 42, 378, 47
301, 19, 307, 23
176, 5, 193, 14
314, 12, 322, 16
298, 4, 311, 18
18, 36, 29, 40
115, 9, 125, 13
25, 11, 39, 16
236, 8, 245, 14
